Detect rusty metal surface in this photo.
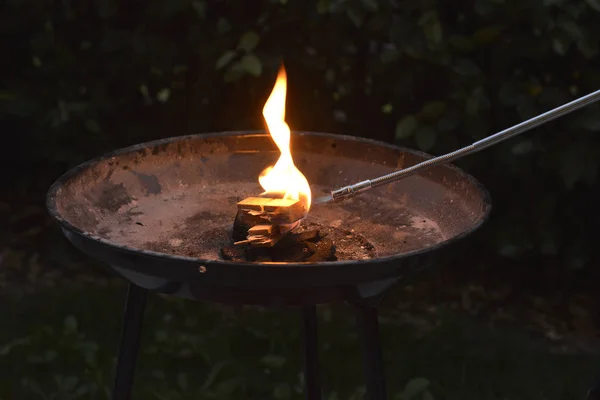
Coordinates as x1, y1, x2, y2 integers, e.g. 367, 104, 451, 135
46, 131, 490, 297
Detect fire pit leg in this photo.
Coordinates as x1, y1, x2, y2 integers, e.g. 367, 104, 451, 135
355, 305, 387, 400
302, 306, 322, 400
112, 283, 148, 400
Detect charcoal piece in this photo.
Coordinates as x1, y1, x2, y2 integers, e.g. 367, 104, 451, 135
246, 247, 271, 261
273, 233, 298, 248
281, 245, 310, 262
304, 241, 318, 255
305, 237, 336, 262
295, 229, 320, 242
271, 240, 308, 262
221, 245, 246, 261
232, 210, 251, 241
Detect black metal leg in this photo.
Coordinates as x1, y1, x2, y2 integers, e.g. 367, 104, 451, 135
112, 283, 148, 400
302, 306, 322, 400
356, 305, 387, 400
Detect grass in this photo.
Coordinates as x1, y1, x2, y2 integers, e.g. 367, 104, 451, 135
0, 282, 598, 400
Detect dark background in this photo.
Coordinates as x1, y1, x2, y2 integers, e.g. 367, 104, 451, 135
1, 0, 600, 399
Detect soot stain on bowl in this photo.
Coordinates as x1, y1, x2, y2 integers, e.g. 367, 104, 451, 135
94, 183, 132, 213
131, 171, 162, 195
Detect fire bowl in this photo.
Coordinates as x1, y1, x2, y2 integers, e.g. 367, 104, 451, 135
46, 131, 490, 305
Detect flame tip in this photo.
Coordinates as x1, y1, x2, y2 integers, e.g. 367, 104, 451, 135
260, 64, 312, 212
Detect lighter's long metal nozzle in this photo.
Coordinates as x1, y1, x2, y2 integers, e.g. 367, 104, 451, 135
324, 88, 600, 203
331, 180, 372, 202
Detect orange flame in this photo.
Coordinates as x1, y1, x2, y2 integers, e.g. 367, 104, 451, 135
259, 65, 312, 213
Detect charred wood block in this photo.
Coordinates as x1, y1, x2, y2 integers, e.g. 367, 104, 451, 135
248, 224, 273, 236
262, 198, 302, 212
238, 211, 271, 226
304, 241, 318, 255
237, 197, 272, 211
237, 209, 302, 226
271, 241, 309, 262
296, 229, 320, 242
246, 232, 284, 247
237, 196, 306, 224
305, 237, 336, 262
232, 210, 252, 241
267, 212, 304, 225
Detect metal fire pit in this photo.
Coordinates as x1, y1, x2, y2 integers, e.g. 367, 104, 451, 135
46, 131, 491, 400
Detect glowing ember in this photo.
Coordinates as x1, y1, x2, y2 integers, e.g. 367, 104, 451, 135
259, 65, 312, 214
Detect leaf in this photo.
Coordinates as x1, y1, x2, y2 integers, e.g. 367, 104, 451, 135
360, 0, 379, 12
499, 244, 520, 257
217, 18, 231, 34
261, 354, 286, 368
60, 376, 79, 392
0, 90, 16, 100
66, 102, 88, 112
437, 114, 460, 132
215, 50, 237, 70
452, 59, 481, 76
415, 126, 436, 151
475, 0, 494, 16
585, 0, 600, 11
237, 31, 260, 52
84, 119, 101, 133
576, 38, 599, 58
423, 392, 435, 400
346, 6, 364, 27
395, 116, 418, 140
448, 35, 473, 51
223, 63, 245, 83
240, 54, 262, 77
156, 88, 171, 103
402, 377, 430, 399
511, 140, 534, 155
192, 1, 206, 19
64, 315, 78, 333
273, 382, 291, 399
381, 103, 393, 114
380, 45, 399, 63
419, 101, 446, 120
424, 18, 442, 45
558, 19, 583, 40
552, 37, 570, 55
200, 361, 229, 392
177, 373, 188, 391
499, 82, 521, 106
317, 0, 330, 14
0, 337, 31, 356
466, 96, 479, 116
473, 26, 501, 44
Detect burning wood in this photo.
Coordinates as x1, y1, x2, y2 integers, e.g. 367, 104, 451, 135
234, 196, 306, 247
222, 228, 337, 262
237, 197, 305, 224
230, 64, 311, 249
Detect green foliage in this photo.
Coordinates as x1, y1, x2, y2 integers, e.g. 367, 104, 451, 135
2, 0, 600, 269
1, 287, 597, 400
